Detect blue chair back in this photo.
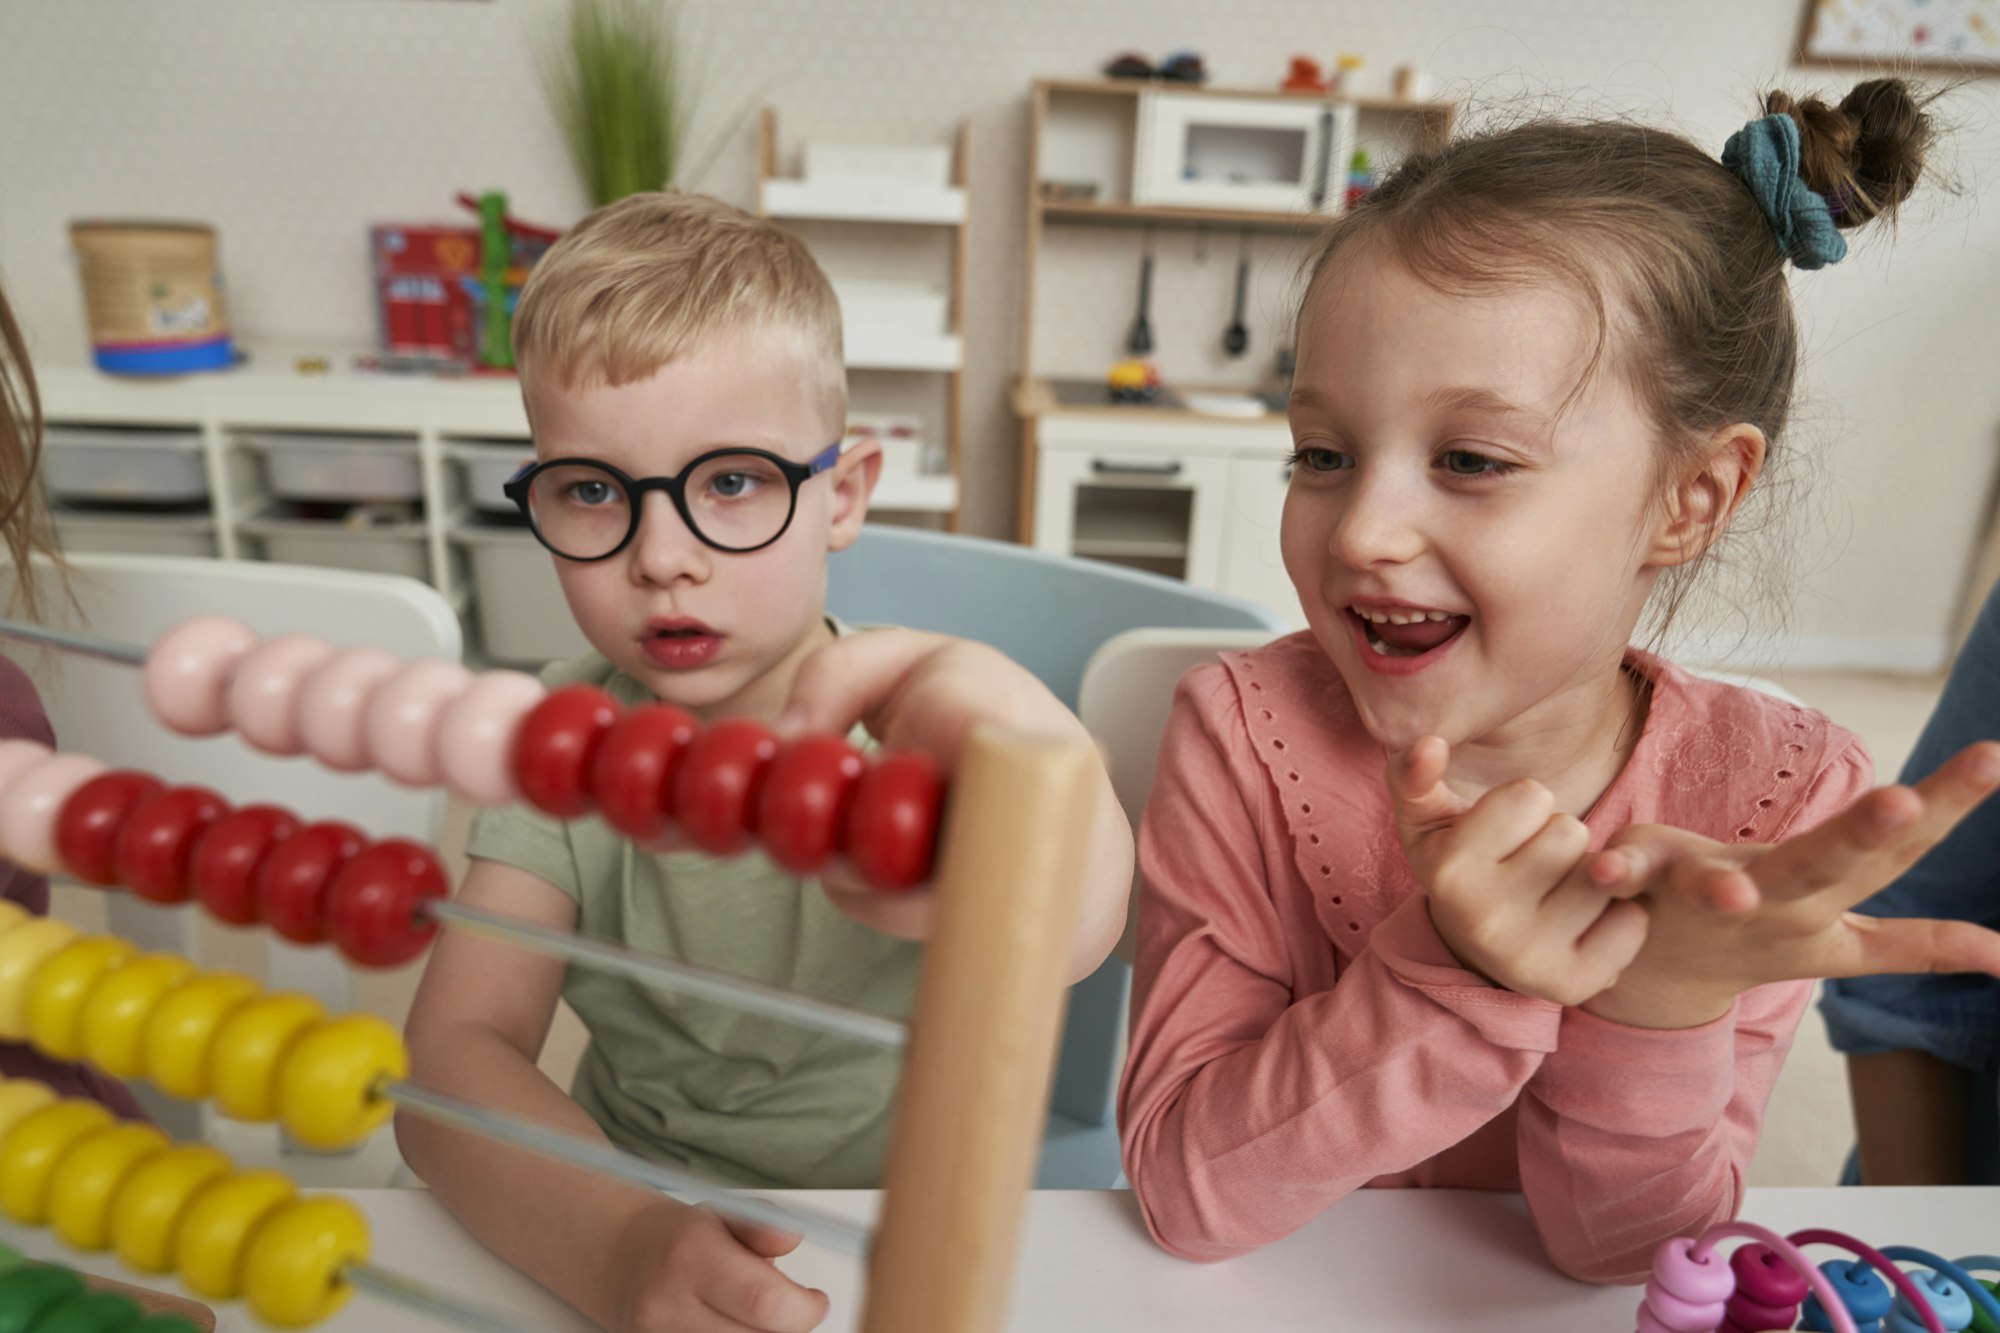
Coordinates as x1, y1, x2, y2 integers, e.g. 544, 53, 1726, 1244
829, 527, 1289, 1185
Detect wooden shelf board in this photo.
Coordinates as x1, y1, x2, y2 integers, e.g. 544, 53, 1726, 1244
1039, 199, 1331, 232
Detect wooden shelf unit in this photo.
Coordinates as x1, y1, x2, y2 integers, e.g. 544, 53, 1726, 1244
755, 106, 969, 530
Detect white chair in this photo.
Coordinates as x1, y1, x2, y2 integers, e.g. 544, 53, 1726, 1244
1, 553, 461, 1180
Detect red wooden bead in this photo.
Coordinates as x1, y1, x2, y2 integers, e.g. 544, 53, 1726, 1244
590, 704, 699, 844
189, 805, 303, 926
758, 735, 865, 875
846, 752, 944, 892
113, 786, 230, 904
673, 718, 778, 857
325, 839, 447, 968
513, 685, 622, 819
255, 821, 365, 944
55, 770, 166, 886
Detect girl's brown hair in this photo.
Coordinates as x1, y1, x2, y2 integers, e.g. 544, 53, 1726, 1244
0, 281, 66, 622
1298, 79, 1936, 637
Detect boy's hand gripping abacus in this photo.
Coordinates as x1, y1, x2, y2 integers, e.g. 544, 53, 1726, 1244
0, 615, 1100, 1333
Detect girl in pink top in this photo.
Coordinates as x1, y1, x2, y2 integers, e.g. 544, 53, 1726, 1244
1119, 79, 2000, 1285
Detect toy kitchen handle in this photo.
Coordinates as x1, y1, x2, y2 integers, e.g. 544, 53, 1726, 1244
1090, 458, 1184, 477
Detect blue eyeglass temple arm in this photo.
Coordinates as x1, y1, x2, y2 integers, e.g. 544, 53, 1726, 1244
505, 442, 844, 486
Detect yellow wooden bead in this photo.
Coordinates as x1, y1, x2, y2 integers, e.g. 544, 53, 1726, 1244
242, 1195, 368, 1328
24, 936, 137, 1060
78, 954, 196, 1078
47, 1120, 169, 1250
0, 918, 81, 1039
0, 1100, 113, 1224
175, 1169, 295, 1301
109, 1143, 232, 1273
276, 1014, 405, 1150
209, 992, 325, 1123
0, 901, 31, 936
0, 1079, 57, 1142
142, 970, 259, 1101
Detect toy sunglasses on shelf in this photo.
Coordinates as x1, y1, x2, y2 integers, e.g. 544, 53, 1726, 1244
1639, 1224, 2000, 1333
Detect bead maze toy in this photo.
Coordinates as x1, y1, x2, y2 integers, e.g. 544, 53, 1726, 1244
0, 614, 1100, 1332
1638, 1223, 2000, 1331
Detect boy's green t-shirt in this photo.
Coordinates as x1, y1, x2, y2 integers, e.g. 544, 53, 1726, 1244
463, 644, 921, 1189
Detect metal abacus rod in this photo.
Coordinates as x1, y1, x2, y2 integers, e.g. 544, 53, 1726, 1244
425, 899, 905, 1050
379, 1079, 871, 1256
0, 621, 145, 667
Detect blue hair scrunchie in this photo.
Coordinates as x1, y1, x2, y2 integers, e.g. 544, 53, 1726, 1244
1721, 113, 1848, 271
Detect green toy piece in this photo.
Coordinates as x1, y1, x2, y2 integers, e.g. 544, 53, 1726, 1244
478, 190, 515, 371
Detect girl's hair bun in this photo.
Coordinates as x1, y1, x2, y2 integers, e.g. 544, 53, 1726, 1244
1764, 78, 1933, 228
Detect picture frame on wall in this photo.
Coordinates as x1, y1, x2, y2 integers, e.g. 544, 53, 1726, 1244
1798, 0, 2000, 70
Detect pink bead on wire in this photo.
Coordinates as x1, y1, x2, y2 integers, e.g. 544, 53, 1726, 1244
1641, 1223, 1866, 1333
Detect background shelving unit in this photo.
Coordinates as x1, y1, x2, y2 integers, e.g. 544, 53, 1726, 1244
1011, 78, 1453, 625
756, 106, 970, 532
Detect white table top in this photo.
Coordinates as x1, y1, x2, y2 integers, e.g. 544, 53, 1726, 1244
10, 1186, 2000, 1332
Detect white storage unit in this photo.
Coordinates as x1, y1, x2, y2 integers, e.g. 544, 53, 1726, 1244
36, 342, 527, 656
1027, 394, 1304, 628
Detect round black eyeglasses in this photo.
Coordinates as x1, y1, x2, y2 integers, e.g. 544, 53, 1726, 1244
503, 442, 843, 560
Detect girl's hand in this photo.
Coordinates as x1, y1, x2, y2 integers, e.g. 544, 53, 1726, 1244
1588, 739, 2000, 1029
1388, 736, 1650, 1004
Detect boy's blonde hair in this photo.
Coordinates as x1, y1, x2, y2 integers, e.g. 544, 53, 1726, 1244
513, 191, 844, 426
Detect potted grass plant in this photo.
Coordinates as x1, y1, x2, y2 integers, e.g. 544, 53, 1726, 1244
541, 0, 719, 205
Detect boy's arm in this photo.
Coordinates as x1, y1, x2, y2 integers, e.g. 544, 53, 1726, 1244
398, 859, 826, 1331
397, 858, 652, 1326
782, 630, 1133, 985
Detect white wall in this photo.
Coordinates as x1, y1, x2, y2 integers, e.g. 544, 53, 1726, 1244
1, 0, 1994, 671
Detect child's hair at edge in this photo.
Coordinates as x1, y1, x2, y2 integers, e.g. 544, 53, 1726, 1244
0, 279, 65, 622
511, 190, 847, 431
1294, 78, 1938, 651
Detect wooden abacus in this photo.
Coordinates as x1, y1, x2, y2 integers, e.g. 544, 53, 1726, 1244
0, 614, 1101, 1333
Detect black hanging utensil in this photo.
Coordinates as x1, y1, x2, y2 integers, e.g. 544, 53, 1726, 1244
1126, 232, 1155, 355
1223, 230, 1250, 359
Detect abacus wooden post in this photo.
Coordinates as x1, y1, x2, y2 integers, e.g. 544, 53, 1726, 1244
859, 726, 1096, 1333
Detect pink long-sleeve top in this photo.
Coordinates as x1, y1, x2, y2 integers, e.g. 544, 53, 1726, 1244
1118, 633, 1871, 1284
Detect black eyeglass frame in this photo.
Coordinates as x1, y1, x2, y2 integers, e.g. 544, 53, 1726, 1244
503, 441, 844, 561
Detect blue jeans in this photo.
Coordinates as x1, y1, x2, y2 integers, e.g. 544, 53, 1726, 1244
1819, 582, 2000, 1184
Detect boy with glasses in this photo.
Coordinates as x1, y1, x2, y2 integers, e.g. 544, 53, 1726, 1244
398, 192, 1133, 1333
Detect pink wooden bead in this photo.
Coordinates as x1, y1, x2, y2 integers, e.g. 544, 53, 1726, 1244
364, 659, 472, 787
1731, 1244, 1809, 1306
0, 752, 107, 873
436, 671, 546, 807
1637, 1308, 1677, 1333
144, 617, 259, 736
228, 635, 336, 756
1653, 1239, 1739, 1304
1641, 1281, 1728, 1332
298, 647, 400, 772
0, 740, 53, 798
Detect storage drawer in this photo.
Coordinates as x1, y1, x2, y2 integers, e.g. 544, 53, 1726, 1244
451, 517, 593, 665
239, 503, 429, 579
239, 431, 422, 503
44, 425, 208, 505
